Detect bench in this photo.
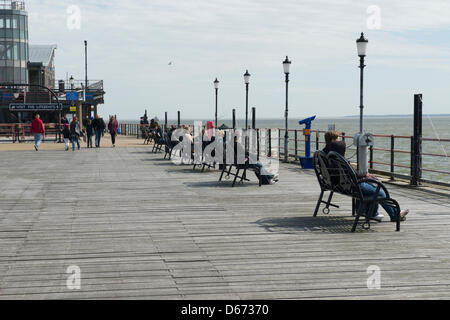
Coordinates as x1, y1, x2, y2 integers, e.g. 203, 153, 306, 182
217, 141, 262, 187
313, 150, 401, 232
193, 138, 217, 172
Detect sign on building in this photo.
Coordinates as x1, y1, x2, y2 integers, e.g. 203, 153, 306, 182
9, 103, 63, 111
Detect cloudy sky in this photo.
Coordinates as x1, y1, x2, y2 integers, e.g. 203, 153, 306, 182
27, 0, 450, 120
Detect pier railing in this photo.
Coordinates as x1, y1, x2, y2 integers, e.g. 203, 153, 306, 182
117, 124, 449, 188
278, 128, 449, 188
0, 123, 61, 143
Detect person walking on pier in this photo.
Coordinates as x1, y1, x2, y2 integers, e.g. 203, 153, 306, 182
108, 116, 119, 147
92, 114, 106, 148
31, 114, 45, 151
85, 118, 94, 148
70, 116, 81, 152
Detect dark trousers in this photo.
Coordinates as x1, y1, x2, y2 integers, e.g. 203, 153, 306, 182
95, 130, 102, 147
111, 132, 117, 145
87, 134, 93, 148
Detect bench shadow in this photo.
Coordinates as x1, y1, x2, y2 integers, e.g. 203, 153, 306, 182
255, 216, 377, 234
141, 158, 168, 162
184, 180, 259, 189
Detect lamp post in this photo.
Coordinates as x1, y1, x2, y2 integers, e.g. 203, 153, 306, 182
244, 70, 250, 130
283, 56, 291, 163
69, 75, 74, 91
84, 40, 90, 120
214, 78, 219, 128
356, 33, 368, 133
356, 32, 370, 175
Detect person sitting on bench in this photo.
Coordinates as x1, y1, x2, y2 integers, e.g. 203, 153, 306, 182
323, 130, 409, 222
234, 134, 279, 185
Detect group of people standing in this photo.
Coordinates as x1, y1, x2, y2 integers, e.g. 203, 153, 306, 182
30, 113, 119, 152
60, 115, 119, 151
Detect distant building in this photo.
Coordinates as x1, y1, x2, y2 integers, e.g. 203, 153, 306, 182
0, 1, 105, 124
28, 44, 57, 89
0, 0, 29, 84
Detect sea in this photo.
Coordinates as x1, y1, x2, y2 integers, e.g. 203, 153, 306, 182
123, 116, 450, 184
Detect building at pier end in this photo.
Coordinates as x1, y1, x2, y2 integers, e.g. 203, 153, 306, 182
0, 0, 105, 125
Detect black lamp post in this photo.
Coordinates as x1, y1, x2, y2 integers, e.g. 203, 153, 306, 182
244, 70, 251, 130
214, 78, 219, 128
356, 32, 369, 175
283, 56, 291, 163
69, 75, 74, 91
356, 33, 368, 133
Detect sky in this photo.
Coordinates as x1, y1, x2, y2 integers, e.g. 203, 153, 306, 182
27, 0, 450, 120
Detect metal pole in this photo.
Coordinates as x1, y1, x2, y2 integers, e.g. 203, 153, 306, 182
359, 56, 365, 133
232, 109, 236, 130
165, 112, 168, 131
411, 94, 423, 186
284, 73, 289, 163
252, 107, 256, 130
215, 88, 218, 128
84, 40, 88, 120
177, 111, 181, 127
245, 83, 249, 130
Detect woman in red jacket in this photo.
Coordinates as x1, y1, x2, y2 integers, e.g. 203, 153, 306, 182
30, 114, 45, 151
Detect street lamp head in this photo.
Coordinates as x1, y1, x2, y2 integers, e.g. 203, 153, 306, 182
283, 56, 291, 74
244, 70, 251, 84
214, 78, 219, 89
356, 32, 368, 57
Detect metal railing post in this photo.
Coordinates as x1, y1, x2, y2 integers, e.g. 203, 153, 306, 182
268, 129, 272, 158
294, 130, 298, 159
390, 135, 395, 180
411, 94, 423, 186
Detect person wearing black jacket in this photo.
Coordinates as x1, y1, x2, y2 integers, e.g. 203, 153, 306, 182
322, 130, 409, 222
92, 114, 106, 148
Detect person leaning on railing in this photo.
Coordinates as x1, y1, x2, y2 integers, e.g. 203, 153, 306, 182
323, 130, 409, 222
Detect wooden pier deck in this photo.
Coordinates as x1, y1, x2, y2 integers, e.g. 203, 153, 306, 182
1, 141, 450, 300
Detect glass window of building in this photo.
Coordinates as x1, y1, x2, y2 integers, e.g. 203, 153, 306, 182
13, 43, 18, 60
0, 43, 5, 60
20, 42, 25, 60
12, 16, 18, 29
0, 17, 4, 28
6, 43, 12, 59
5, 17, 10, 28
19, 15, 25, 38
